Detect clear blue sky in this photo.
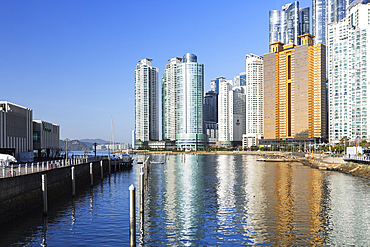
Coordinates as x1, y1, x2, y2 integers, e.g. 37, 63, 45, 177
0, 0, 311, 143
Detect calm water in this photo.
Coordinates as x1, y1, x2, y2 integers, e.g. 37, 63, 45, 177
1, 154, 370, 246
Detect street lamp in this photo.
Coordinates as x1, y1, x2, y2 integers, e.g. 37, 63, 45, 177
64, 138, 70, 160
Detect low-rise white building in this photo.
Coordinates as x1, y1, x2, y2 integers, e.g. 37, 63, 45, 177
242, 134, 262, 149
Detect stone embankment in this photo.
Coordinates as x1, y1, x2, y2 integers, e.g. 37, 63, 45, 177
300, 158, 370, 180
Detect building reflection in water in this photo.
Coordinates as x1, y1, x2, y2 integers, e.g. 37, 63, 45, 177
242, 154, 269, 243
266, 162, 328, 245
143, 154, 338, 245
176, 154, 205, 243
215, 155, 236, 231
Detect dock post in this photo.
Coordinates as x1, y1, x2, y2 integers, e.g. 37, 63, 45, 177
32, 163, 34, 173
129, 184, 136, 246
114, 160, 117, 172
108, 159, 111, 174
2, 162, 5, 178
140, 172, 144, 213
42, 174, 48, 215
90, 163, 93, 187
109, 158, 111, 174
25, 164, 28, 174
71, 166, 76, 197
19, 164, 21, 175
100, 160, 103, 180
197, 154, 198, 163
11, 165, 14, 177
37, 162, 39, 172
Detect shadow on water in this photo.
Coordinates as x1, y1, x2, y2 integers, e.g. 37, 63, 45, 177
0, 168, 132, 247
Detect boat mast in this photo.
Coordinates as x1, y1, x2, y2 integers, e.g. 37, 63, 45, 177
111, 116, 115, 152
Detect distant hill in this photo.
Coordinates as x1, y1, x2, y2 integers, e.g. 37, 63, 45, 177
79, 139, 109, 144
59, 140, 91, 151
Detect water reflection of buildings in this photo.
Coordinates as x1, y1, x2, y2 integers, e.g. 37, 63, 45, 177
146, 154, 206, 244
241, 156, 329, 245
267, 162, 328, 245
216, 155, 236, 230
242, 155, 269, 243
144, 154, 332, 245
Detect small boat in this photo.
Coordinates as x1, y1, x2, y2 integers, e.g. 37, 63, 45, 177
257, 158, 266, 161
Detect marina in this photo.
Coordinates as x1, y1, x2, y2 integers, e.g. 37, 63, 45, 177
1, 154, 370, 245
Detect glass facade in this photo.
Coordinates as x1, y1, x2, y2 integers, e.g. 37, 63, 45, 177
312, 0, 368, 45
234, 72, 246, 87
176, 53, 205, 150
269, 1, 310, 50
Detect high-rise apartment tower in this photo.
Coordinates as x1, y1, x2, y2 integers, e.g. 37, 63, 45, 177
269, 1, 310, 50
245, 54, 264, 136
264, 34, 327, 140
312, 0, 370, 45
134, 58, 159, 142
176, 53, 205, 150
327, 2, 370, 141
162, 57, 182, 141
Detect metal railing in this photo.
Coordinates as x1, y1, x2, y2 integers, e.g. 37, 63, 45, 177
0, 156, 107, 178
343, 154, 370, 163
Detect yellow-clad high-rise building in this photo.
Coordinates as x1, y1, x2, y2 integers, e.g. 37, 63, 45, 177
263, 34, 326, 141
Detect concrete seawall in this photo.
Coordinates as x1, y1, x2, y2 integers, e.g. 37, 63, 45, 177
0, 159, 110, 225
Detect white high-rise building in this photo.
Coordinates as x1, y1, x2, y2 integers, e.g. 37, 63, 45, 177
176, 53, 205, 150
328, 2, 370, 141
134, 58, 159, 142
218, 80, 233, 142
245, 54, 264, 136
162, 57, 182, 141
218, 80, 246, 143
313, 0, 370, 45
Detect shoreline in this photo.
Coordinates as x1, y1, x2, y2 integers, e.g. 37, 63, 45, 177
142, 150, 370, 180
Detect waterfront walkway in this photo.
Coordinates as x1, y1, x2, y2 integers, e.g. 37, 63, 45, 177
0, 156, 104, 179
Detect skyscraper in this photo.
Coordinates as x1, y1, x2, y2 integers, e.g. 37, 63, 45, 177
218, 79, 246, 146
327, 2, 370, 141
134, 58, 159, 142
245, 54, 264, 136
269, 1, 310, 50
234, 72, 246, 87
176, 53, 205, 150
312, 0, 369, 45
162, 57, 181, 141
210, 77, 224, 94
218, 80, 233, 142
204, 91, 218, 123
204, 90, 218, 147
264, 34, 327, 140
